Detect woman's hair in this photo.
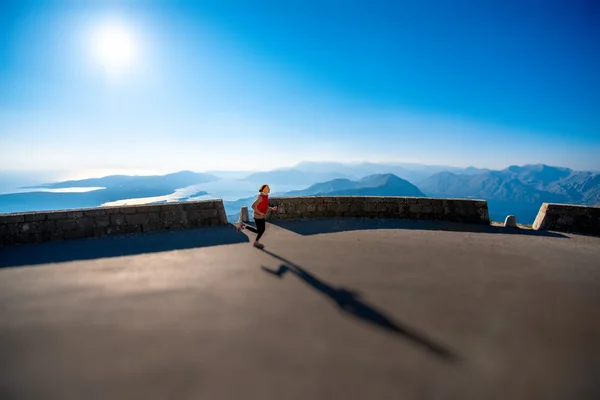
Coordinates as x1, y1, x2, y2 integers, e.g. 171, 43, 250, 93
259, 184, 269, 193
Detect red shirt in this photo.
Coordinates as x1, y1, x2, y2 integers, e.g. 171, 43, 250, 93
256, 194, 269, 214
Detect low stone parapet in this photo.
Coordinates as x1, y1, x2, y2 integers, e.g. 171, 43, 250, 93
0, 200, 228, 246
267, 196, 490, 224
533, 203, 600, 235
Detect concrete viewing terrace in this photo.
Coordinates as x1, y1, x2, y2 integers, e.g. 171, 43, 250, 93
1, 216, 599, 400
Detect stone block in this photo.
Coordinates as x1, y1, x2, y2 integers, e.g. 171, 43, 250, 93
217, 209, 228, 225
443, 201, 455, 214
5, 223, 20, 235
163, 219, 184, 230
326, 203, 339, 212
504, 215, 518, 228
121, 206, 138, 214
47, 212, 68, 220
396, 203, 408, 216
66, 211, 84, 219
239, 207, 250, 222
126, 213, 149, 226
95, 216, 111, 228
0, 214, 25, 224
557, 215, 574, 226
376, 203, 388, 212
78, 217, 96, 230
350, 203, 363, 212
294, 204, 307, 213
105, 226, 121, 236
142, 222, 164, 232
136, 205, 162, 213
365, 202, 377, 212
422, 205, 433, 214
184, 201, 213, 211
36, 221, 57, 233
83, 209, 107, 217
110, 215, 126, 226
106, 225, 141, 235
57, 219, 78, 230
339, 203, 350, 212
199, 209, 218, 219
433, 203, 445, 215
409, 204, 423, 214
20, 223, 33, 233
24, 213, 47, 222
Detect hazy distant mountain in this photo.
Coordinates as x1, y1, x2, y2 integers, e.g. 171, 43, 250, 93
0, 171, 64, 194
241, 169, 353, 186
419, 164, 599, 205
291, 161, 489, 184
30, 170, 217, 190
221, 174, 425, 221
283, 174, 425, 197
0, 171, 214, 214
285, 178, 360, 196
501, 164, 572, 189
205, 170, 257, 179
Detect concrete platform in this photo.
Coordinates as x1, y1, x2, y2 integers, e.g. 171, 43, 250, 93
1, 219, 599, 400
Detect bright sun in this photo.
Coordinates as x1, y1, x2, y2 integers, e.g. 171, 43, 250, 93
91, 23, 138, 73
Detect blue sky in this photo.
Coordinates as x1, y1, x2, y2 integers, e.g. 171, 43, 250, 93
1, 0, 599, 175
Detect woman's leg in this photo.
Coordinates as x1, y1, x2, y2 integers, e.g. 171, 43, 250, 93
255, 218, 266, 242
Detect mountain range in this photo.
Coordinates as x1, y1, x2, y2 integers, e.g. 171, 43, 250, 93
29, 171, 217, 191
0, 171, 215, 214
418, 164, 600, 205
241, 162, 489, 186
1, 163, 599, 225
225, 164, 599, 223
284, 174, 424, 197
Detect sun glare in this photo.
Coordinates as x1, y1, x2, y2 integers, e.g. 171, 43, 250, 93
91, 22, 138, 73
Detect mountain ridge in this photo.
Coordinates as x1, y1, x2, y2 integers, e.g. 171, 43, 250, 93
418, 164, 599, 205
283, 174, 425, 197
28, 170, 218, 189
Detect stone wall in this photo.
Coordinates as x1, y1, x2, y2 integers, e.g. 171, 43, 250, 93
533, 203, 600, 235
0, 200, 228, 246
266, 196, 490, 224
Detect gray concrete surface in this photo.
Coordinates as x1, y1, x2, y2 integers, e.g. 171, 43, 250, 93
1, 219, 599, 400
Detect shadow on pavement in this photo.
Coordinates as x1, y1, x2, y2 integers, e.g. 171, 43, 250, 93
271, 218, 569, 238
260, 248, 459, 362
0, 224, 249, 268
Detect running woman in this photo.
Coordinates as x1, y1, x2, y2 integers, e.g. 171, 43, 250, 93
237, 184, 277, 248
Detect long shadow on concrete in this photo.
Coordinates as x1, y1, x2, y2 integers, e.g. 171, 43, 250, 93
271, 218, 569, 238
260, 248, 458, 362
0, 225, 249, 268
